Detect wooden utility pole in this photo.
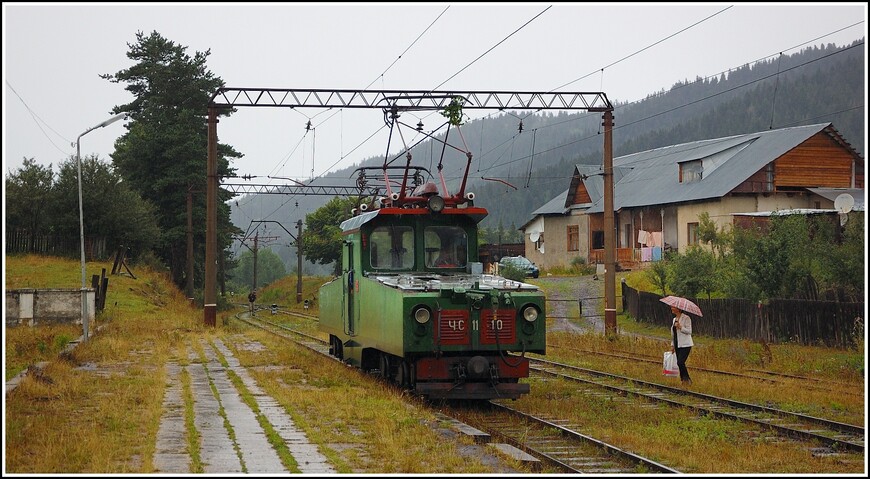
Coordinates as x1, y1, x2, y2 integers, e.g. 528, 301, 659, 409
205, 108, 217, 326
186, 185, 194, 299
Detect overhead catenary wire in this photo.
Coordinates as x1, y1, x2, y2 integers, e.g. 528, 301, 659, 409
240, 11, 863, 225
548, 5, 733, 92
363, 5, 450, 91
251, 5, 450, 206
429, 5, 552, 92
473, 39, 865, 182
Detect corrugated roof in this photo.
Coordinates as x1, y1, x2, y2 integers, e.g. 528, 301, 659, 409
573, 165, 631, 208
807, 187, 865, 211
734, 208, 839, 217
582, 122, 847, 213
531, 188, 570, 216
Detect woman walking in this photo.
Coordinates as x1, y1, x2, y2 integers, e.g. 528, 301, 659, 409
670, 305, 694, 384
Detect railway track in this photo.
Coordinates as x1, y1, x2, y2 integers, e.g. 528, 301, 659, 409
450, 402, 679, 473
528, 357, 865, 453
234, 308, 330, 356
235, 310, 682, 473
551, 344, 864, 397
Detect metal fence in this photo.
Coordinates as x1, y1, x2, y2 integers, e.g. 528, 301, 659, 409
621, 282, 864, 348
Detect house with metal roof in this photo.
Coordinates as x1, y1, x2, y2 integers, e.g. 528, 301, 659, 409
519, 122, 864, 271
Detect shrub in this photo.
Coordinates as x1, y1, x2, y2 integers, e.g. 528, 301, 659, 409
499, 263, 527, 282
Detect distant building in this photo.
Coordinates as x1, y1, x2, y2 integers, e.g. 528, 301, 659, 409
521, 123, 864, 271
478, 243, 524, 272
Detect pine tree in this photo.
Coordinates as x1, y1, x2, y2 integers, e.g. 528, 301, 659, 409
101, 30, 242, 288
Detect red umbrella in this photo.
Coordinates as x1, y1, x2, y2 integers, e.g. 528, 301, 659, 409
660, 295, 703, 317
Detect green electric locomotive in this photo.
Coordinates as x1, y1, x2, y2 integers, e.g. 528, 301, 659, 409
319, 167, 546, 400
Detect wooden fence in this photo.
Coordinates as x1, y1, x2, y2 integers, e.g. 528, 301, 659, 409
6, 230, 108, 260
621, 282, 864, 348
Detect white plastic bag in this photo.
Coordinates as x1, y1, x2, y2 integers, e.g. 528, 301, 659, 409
662, 351, 679, 377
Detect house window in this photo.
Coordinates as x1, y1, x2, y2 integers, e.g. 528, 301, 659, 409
592, 230, 604, 250
535, 232, 544, 250
687, 222, 699, 245
680, 160, 703, 183
567, 225, 579, 252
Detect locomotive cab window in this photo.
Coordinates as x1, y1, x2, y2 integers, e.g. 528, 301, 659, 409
425, 226, 468, 269
370, 226, 414, 270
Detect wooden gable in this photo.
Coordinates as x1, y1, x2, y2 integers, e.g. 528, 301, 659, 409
573, 181, 591, 205
774, 131, 856, 188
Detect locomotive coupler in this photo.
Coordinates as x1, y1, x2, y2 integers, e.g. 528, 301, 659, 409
452, 363, 467, 386
488, 364, 500, 386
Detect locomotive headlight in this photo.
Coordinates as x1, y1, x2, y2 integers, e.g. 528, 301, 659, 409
413, 306, 431, 324
522, 305, 539, 322
427, 195, 445, 213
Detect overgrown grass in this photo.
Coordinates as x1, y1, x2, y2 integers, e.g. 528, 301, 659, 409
5, 323, 81, 380
4, 255, 523, 474
5, 254, 864, 474
223, 328, 520, 473
5, 255, 202, 473
180, 367, 202, 473
506, 367, 862, 473
544, 329, 864, 427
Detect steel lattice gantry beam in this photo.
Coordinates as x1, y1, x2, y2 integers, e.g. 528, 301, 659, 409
222, 183, 382, 197
209, 88, 612, 112
204, 89, 615, 334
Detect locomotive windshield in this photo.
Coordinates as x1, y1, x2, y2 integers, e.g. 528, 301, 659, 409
370, 225, 414, 270
424, 226, 467, 269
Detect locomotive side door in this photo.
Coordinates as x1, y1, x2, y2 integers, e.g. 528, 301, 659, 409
344, 239, 355, 336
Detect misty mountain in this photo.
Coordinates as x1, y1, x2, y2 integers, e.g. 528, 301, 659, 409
229, 39, 865, 272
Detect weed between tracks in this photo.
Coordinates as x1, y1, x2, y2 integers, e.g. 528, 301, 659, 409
4, 256, 864, 474
4, 255, 527, 474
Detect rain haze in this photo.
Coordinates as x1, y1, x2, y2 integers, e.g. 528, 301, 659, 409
3, 2, 867, 186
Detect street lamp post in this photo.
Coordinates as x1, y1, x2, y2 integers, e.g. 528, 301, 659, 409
74, 112, 126, 342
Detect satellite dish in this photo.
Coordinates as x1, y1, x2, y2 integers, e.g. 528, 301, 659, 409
529, 232, 540, 242
834, 193, 854, 214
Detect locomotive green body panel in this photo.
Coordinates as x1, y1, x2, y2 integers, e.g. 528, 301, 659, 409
318, 207, 546, 371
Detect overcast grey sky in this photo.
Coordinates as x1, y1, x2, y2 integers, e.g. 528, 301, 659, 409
3, 2, 867, 186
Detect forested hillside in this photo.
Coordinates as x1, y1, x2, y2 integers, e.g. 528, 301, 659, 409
230, 39, 864, 272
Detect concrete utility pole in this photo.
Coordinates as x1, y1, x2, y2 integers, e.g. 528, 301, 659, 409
296, 219, 304, 304
602, 110, 617, 336
252, 232, 259, 292
237, 220, 292, 293
247, 230, 280, 291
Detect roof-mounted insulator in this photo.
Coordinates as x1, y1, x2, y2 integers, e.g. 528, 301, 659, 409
518, 120, 523, 133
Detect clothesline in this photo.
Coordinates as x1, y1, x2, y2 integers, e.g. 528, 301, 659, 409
637, 229, 663, 248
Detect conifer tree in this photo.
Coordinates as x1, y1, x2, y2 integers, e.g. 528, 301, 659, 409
102, 30, 241, 288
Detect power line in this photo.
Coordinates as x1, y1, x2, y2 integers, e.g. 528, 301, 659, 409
363, 5, 451, 91
6, 80, 73, 157
549, 5, 733, 92
471, 38, 865, 179
430, 5, 553, 92
259, 6, 450, 190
